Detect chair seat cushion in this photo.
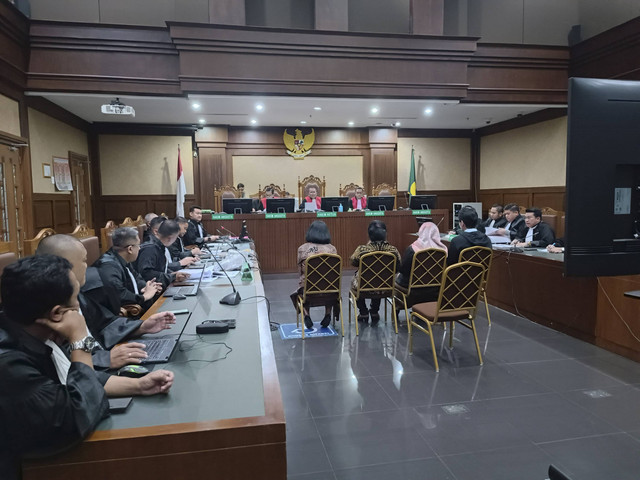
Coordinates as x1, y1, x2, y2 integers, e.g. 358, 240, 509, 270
394, 283, 408, 294
412, 302, 470, 322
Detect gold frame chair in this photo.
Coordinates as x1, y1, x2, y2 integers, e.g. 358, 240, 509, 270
409, 261, 485, 372
298, 175, 326, 201
339, 182, 360, 199
459, 246, 493, 325
256, 183, 287, 198
295, 253, 344, 339
392, 248, 447, 333
349, 251, 398, 335
100, 221, 116, 253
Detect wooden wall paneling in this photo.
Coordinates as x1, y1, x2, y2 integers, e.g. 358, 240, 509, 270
32, 193, 75, 233
209, 0, 246, 25
479, 187, 565, 212
98, 195, 196, 225
0, 0, 29, 98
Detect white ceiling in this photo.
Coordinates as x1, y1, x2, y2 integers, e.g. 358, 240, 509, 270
30, 92, 566, 130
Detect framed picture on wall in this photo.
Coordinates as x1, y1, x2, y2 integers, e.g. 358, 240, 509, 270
42, 163, 51, 178
52, 156, 73, 191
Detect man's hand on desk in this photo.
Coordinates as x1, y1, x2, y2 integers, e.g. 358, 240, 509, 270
138, 370, 174, 395
136, 311, 176, 335
204, 235, 219, 243
494, 228, 508, 237
110, 342, 148, 368
142, 278, 162, 301
547, 245, 564, 253
179, 256, 197, 267
190, 247, 202, 256
174, 272, 190, 283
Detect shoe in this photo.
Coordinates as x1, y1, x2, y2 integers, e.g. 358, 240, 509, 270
370, 312, 380, 325
357, 314, 369, 323
320, 314, 331, 328
304, 315, 313, 329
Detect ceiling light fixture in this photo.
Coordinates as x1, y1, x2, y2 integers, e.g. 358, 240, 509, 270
313, 106, 322, 111
394, 122, 401, 127
371, 107, 379, 114
191, 102, 201, 110
198, 118, 206, 124
250, 119, 257, 125
300, 120, 307, 124
255, 104, 264, 111
347, 121, 354, 126
424, 108, 433, 116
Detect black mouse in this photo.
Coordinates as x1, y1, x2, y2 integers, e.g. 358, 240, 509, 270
173, 294, 187, 300
117, 365, 149, 378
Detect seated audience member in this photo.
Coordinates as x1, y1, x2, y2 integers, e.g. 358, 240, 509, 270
291, 221, 337, 329
513, 207, 555, 248
299, 186, 322, 211
169, 217, 201, 261
142, 212, 157, 243
0, 255, 110, 480
447, 205, 493, 265
145, 215, 167, 244
395, 222, 447, 307
350, 220, 400, 324
493, 203, 526, 240
351, 187, 367, 210
136, 220, 192, 288
237, 183, 246, 198
184, 205, 218, 245
256, 186, 277, 212
482, 204, 507, 229
94, 227, 162, 315
36, 235, 175, 359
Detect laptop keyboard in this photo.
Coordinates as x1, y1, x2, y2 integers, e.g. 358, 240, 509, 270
164, 285, 197, 296
136, 338, 177, 363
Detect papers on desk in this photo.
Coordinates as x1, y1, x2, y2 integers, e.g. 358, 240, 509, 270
486, 228, 510, 244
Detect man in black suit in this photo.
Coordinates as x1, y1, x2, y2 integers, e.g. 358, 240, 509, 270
513, 207, 555, 248
183, 205, 218, 246
482, 204, 507, 229
492, 203, 526, 241
170, 216, 201, 261
94, 227, 162, 315
447, 206, 493, 265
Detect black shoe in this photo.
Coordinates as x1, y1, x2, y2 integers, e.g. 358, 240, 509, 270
370, 312, 380, 325
320, 314, 331, 328
357, 313, 369, 323
304, 315, 313, 329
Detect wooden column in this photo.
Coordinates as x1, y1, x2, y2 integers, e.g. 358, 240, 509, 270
368, 128, 397, 194
195, 127, 229, 211
209, 0, 245, 25
315, 0, 348, 31
410, 0, 444, 35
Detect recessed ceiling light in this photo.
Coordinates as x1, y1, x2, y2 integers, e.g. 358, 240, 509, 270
250, 119, 257, 125
300, 120, 307, 124
255, 103, 264, 111
198, 118, 206, 124
313, 106, 322, 111
191, 102, 201, 110
394, 122, 401, 127
424, 107, 433, 116
371, 107, 379, 114
347, 121, 354, 126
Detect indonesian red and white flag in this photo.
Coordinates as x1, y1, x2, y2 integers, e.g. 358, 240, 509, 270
176, 146, 186, 217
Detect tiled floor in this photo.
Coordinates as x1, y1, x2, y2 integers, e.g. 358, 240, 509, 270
264, 273, 640, 480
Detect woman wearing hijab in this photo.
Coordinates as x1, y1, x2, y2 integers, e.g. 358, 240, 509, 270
395, 222, 448, 306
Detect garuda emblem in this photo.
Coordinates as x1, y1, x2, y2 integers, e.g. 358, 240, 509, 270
284, 128, 315, 159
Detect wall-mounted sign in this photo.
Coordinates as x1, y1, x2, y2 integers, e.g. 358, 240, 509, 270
53, 157, 73, 191
284, 128, 315, 159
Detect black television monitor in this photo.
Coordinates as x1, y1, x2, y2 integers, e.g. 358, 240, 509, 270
266, 197, 295, 213
566, 77, 640, 276
367, 196, 395, 211
409, 195, 437, 210
222, 198, 253, 214
321, 196, 350, 212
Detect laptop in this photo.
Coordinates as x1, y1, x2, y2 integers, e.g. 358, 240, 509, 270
163, 265, 205, 297
135, 337, 179, 364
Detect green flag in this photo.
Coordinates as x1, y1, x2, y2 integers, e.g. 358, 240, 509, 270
408, 147, 417, 196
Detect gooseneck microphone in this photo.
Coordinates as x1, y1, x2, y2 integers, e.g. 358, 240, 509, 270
203, 244, 241, 305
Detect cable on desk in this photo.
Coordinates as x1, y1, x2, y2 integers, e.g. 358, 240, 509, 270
240, 295, 279, 331
174, 337, 233, 363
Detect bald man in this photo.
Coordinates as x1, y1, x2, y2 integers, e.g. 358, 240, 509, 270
36, 235, 176, 366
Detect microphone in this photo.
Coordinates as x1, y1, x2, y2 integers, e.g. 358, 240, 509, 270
220, 225, 237, 237
202, 244, 241, 305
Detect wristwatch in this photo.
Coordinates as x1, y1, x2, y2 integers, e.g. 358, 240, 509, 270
70, 336, 99, 353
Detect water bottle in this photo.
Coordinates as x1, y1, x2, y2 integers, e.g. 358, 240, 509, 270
338, 203, 343, 212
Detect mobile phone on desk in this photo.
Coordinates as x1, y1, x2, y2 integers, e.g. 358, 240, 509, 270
108, 397, 133, 414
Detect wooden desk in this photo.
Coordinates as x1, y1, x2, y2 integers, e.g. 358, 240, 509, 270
486, 248, 640, 362
22, 252, 286, 480
204, 209, 450, 273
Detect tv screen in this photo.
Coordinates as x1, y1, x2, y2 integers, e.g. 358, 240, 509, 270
321, 196, 350, 212
367, 196, 395, 211
222, 198, 253, 214
266, 198, 295, 213
566, 77, 640, 276
409, 195, 437, 210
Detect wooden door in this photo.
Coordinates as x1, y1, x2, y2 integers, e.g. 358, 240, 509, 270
69, 151, 92, 228
0, 142, 26, 256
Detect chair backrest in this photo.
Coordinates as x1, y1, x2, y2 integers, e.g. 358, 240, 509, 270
302, 253, 342, 300
356, 251, 397, 295
100, 221, 116, 253
256, 183, 287, 198
435, 261, 485, 319
134, 215, 146, 226
298, 175, 326, 200
213, 185, 241, 212
136, 224, 146, 243
339, 182, 360, 199
80, 236, 100, 266
372, 182, 397, 197
23, 228, 56, 256
459, 246, 493, 288
407, 248, 447, 294
71, 224, 96, 239
0, 251, 17, 302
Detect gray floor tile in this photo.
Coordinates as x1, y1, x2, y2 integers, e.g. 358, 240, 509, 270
288, 471, 337, 480
301, 377, 397, 417
376, 370, 475, 407
483, 338, 568, 364
334, 458, 456, 480
314, 409, 436, 470
561, 384, 640, 431
441, 444, 555, 480
539, 433, 640, 480
512, 358, 626, 392
578, 354, 640, 385
289, 352, 373, 383
281, 381, 313, 421
286, 418, 333, 476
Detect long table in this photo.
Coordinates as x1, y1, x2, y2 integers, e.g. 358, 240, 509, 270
486, 248, 640, 362
22, 246, 286, 479
204, 209, 450, 273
